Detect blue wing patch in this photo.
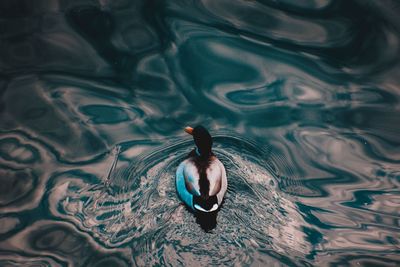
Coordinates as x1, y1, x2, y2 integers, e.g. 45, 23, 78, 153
176, 161, 194, 210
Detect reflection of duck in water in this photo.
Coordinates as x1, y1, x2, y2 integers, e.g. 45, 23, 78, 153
176, 125, 227, 213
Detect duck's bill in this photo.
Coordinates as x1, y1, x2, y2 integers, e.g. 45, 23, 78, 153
194, 204, 219, 213
184, 126, 194, 135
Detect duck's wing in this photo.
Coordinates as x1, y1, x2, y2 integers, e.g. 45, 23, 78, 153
207, 159, 222, 196
176, 161, 193, 209
182, 159, 201, 196
215, 158, 227, 205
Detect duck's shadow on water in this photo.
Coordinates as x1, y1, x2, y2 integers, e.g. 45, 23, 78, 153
182, 205, 219, 232
184, 206, 219, 232
195, 211, 218, 232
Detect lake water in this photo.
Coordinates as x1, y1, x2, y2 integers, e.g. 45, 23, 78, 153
1, 0, 400, 266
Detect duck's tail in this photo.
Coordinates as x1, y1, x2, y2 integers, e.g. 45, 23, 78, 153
193, 195, 218, 212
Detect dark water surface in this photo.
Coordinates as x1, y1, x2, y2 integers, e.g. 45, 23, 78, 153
1, 0, 400, 266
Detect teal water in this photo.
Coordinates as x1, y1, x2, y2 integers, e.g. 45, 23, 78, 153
1, 0, 400, 266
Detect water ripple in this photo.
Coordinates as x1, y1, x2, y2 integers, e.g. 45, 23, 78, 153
1, 0, 400, 265
44, 135, 315, 265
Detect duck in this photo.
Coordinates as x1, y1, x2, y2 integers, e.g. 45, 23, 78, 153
176, 125, 227, 213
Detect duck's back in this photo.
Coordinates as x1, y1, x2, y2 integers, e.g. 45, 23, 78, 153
183, 157, 225, 197
205, 158, 222, 195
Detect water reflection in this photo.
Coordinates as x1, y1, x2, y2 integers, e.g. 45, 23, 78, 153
0, 0, 400, 265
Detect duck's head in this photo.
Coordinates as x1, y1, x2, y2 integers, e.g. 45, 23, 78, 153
185, 125, 213, 157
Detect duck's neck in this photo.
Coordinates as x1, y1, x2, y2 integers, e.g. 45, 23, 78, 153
195, 148, 201, 156
195, 147, 212, 159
